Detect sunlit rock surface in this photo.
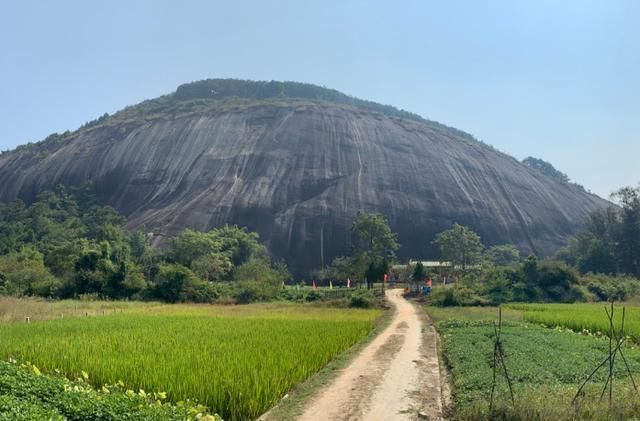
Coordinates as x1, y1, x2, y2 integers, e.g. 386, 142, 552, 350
0, 80, 610, 273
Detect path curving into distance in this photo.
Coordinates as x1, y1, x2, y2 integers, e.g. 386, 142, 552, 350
297, 289, 445, 421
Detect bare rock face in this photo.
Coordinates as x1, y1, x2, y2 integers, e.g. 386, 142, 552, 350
0, 80, 610, 274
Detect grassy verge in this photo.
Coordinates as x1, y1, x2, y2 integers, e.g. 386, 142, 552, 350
260, 298, 394, 420
426, 305, 640, 420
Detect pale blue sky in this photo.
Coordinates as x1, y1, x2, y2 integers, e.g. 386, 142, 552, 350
1, 0, 638, 198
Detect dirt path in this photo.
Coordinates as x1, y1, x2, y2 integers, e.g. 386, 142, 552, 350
297, 289, 444, 421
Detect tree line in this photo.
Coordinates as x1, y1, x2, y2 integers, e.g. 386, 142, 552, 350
1, 183, 637, 305
319, 215, 519, 286
557, 185, 640, 278
320, 184, 640, 306
426, 184, 640, 306
0, 186, 288, 303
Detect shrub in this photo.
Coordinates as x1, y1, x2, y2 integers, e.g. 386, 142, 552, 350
510, 259, 582, 303
232, 258, 284, 303
235, 282, 261, 304
181, 280, 220, 303
429, 285, 489, 307
0, 248, 60, 297
151, 264, 202, 303
279, 288, 306, 302
304, 289, 324, 302
425, 258, 639, 307
566, 283, 589, 302
583, 273, 640, 301
537, 260, 579, 289
348, 289, 376, 308
483, 269, 514, 305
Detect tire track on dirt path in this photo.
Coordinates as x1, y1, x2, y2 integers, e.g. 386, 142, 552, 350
296, 289, 445, 421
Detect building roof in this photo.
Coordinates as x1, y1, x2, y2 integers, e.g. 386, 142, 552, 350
409, 259, 452, 268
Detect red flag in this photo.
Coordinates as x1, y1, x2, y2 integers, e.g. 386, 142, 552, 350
383, 274, 388, 283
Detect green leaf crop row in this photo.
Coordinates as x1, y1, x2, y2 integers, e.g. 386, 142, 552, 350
434, 306, 640, 419
0, 359, 220, 420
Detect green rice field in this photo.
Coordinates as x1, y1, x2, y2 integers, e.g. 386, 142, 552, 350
508, 303, 640, 341
0, 302, 380, 420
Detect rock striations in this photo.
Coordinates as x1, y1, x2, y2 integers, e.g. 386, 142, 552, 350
0, 79, 610, 273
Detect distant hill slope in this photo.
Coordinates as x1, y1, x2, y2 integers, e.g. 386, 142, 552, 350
0, 79, 610, 274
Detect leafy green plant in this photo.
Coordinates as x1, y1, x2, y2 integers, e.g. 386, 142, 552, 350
0, 359, 220, 420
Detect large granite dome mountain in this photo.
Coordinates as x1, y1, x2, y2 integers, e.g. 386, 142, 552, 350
0, 79, 610, 274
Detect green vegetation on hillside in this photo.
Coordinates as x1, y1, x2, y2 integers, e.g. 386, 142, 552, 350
0, 303, 380, 420
173, 79, 475, 137
0, 78, 481, 158
522, 156, 570, 183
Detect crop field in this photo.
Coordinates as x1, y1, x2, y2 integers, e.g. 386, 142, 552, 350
0, 302, 380, 420
507, 303, 640, 341
0, 295, 160, 322
426, 306, 640, 420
